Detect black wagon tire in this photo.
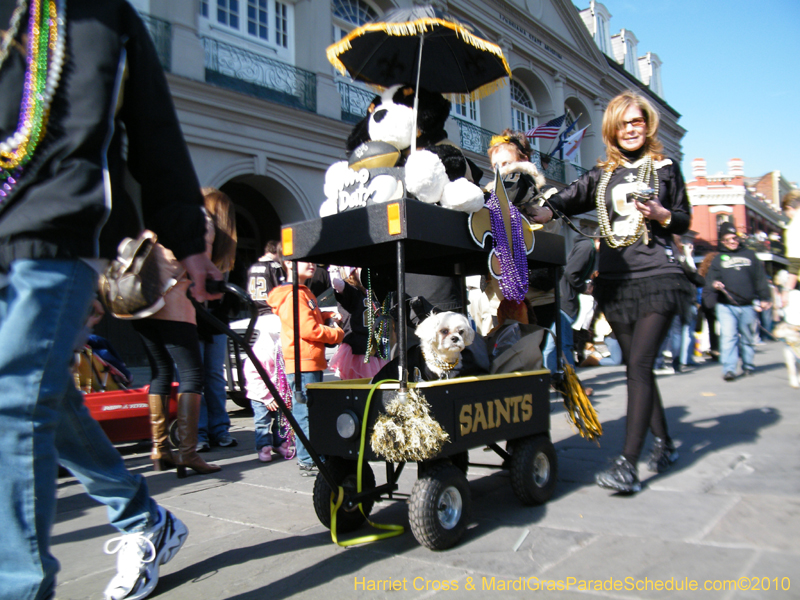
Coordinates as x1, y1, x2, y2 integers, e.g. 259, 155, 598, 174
510, 435, 557, 505
312, 458, 375, 533
409, 462, 471, 550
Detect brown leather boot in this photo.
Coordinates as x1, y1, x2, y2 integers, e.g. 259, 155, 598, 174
148, 394, 176, 471
175, 393, 221, 478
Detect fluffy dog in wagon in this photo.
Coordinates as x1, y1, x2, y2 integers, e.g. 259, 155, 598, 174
416, 311, 475, 379
372, 311, 488, 383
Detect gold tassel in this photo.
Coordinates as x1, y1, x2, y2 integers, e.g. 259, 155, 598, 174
370, 388, 450, 462
559, 362, 603, 444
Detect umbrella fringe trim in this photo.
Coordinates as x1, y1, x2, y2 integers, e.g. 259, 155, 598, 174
446, 77, 508, 102
327, 17, 511, 85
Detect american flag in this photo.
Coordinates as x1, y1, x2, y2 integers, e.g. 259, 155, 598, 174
525, 114, 566, 140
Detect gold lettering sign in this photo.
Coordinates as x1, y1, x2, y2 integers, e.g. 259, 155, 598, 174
459, 394, 533, 437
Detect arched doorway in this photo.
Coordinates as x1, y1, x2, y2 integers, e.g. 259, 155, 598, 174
220, 180, 282, 290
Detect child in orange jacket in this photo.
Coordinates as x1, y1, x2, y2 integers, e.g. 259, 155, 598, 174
268, 261, 344, 473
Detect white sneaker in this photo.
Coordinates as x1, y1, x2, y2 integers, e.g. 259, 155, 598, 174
653, 366, 675, 376
103, 506, 188, 600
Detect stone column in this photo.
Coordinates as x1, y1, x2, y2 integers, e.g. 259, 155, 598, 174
553, 72, 565, 114
152, 1, 205, 81
294, 0, 340, 120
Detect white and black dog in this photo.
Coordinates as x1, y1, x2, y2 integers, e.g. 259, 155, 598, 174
372, 311, 485, 382
415, 311, 475, 379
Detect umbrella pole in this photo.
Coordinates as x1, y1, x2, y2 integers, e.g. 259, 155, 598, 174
411, 35, 424, 154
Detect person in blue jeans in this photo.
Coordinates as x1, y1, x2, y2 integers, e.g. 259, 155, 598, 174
197, 188, 239, 452
0, 3, 221, 599
706, 222, 772, 381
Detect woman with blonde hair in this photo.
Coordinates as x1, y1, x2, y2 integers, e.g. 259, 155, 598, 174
196, 188, 239, 451
531, 91, 693, 493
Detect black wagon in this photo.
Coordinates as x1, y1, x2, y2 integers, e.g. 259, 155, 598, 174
280, 198, 566, 550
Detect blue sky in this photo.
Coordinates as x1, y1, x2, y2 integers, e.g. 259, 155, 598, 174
589, 1, 800, 185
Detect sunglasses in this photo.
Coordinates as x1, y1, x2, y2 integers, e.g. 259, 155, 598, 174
619, 117, 646, 129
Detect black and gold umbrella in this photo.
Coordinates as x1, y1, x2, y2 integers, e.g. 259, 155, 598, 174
327, 6, 510, 101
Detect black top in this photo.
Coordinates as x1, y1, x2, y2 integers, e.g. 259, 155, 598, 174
560, 236, 597, 319
706, 246, 770, 305
334, 281, 370, 355
0, 1, 206, 269
246, 259, 286, 315
548, 157, 691, 280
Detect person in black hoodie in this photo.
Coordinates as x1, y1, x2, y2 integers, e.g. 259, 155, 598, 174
0, 3, 221, 599
529, 90, 693, 494
705, 222, 772, 381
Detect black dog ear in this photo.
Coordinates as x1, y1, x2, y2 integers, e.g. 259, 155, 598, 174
345, 94, 382, 155
415, 87, 451, 147
392, 86, 416, 107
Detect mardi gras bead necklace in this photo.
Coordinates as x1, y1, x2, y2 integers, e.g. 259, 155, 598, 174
273, 343, 294, 446
421, 349, 458, 373
0, 0, 66, 201
487, 189, 528, 303
595, 154, 660, 248
364, 268, 390, 361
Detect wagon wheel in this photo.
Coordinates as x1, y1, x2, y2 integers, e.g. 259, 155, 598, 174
409, 462, 471, 550
312, 457, 375, 533
509, 435, 557, 505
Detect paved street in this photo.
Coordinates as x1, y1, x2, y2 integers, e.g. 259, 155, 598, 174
53, 341, 799, 599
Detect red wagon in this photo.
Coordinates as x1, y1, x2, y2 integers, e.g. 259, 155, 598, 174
84, 383, 179, 446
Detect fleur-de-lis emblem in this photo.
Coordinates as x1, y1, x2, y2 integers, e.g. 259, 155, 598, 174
468, 168, 536, 279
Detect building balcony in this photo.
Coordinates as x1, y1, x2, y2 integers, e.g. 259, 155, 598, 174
532, 150, 566, 184
452, 117, 494, 157
337, 81, 375, 124
202, 37, 316, 113
138, 13, 172, 72
572, 164, 589, 178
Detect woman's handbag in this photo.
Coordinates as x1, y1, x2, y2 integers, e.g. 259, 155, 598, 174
99, 230, 180, 319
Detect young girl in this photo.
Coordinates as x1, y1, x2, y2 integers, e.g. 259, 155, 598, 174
268, 261, 344, 473
328, 266, 390, 380
244, 314, 293, 462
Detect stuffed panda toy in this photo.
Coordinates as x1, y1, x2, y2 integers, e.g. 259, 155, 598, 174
320, 84, 485, 216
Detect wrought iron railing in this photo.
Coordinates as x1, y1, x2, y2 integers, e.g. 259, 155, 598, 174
572, 164, 589, 178
453, 118, 494, 156
202, 37, 316, 113
138, 13, 172, 72
532, 150, 566, 183
338, 81, 376, 123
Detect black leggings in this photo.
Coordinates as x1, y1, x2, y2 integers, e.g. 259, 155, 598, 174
607, 312, 674, 464
132, 319, 204, 396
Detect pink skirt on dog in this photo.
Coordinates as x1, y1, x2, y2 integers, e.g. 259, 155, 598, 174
329, 344, 389, 381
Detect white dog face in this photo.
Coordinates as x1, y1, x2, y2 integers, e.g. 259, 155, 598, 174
416, 312, 474, 361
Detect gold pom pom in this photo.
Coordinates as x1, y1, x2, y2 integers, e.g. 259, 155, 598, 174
370, 388, 449, 462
